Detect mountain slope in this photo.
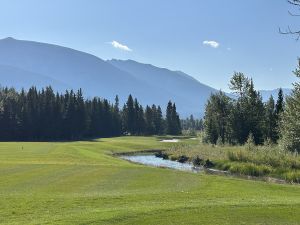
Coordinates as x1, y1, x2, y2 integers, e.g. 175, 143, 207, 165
0, 64, 70, 91
0, 37, 159, 100
259, 88, 292, 101
0, 37, 218, 117
108, 59, 218, 116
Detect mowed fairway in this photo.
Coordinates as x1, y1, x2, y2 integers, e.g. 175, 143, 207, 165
0, 137, 299, 225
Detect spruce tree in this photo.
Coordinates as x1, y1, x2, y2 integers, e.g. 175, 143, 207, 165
123, 95, 135, 135
264, 96, 277, 143
145, 105, 155, 135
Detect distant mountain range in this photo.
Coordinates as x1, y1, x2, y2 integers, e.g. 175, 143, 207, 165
259, 88, 292, 101
0, 37, 292, 117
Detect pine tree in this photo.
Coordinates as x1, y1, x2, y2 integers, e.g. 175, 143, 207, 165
0, 87, 176, 140
171, 103, 181, 135
166, 101, 173, 134
264, 96, 277, 143
153, 105, 164, 134
145, 106, 155, 135
275, 88, 284, 115
122, 95, 135, 135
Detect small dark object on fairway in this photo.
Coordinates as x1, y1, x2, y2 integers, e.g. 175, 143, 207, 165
178, 155, 189, 163
155, 152, 169, 160
204, 159, 215, 168
192, 156, 204, 166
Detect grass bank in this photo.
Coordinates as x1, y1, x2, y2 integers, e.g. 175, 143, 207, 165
164, 140, 300, 183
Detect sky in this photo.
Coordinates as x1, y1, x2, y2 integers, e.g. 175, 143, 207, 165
0, 0, 299, 91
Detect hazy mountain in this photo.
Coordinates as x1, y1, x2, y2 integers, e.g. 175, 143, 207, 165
0, 64, 70, 91
0, 37, 158, 100
0, 37, 218, 117
259, 88, 292, 101
108, 59, 218, 117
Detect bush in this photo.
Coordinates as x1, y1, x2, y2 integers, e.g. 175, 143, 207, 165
246, 133, 256, 151
178, 155, 189, 163
155, 152, 169, 160
216, 136, 224, 146
192, 156, 204, 166
204, 159, 215, 168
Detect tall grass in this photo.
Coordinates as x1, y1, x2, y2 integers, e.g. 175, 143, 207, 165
164, 141, 300, 183
227, 147, 300, 170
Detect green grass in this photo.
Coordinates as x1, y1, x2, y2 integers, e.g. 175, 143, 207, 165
165, 140, 300, 182
0, 136, 300, 225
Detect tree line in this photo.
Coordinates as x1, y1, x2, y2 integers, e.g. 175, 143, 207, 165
0, 86, 181, 141
181, 115, 204, 131
204, 72, 284, 146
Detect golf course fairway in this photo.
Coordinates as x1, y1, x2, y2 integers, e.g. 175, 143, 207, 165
0, 136, 299, 225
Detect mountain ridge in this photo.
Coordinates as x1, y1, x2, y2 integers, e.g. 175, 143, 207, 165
0, 37, 291, 117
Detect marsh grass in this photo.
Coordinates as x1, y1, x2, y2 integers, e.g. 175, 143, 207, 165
165, 141, 300, 183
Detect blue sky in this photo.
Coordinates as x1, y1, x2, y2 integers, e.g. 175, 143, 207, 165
0, 0, 299, 91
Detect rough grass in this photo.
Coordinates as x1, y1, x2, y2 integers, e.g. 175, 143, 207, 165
0, 136, 300, 225
164, 139, 300, 183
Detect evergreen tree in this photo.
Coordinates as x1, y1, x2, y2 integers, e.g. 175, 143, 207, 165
145, 105, 155, 135
153, 105, 164, 134
228, 74, 265, 144
0, 87, 177, 140
166, 101, 173, 134
122, 95, 135, 134
264, 96, 277, 143
171, 103, 181, 135
204, 91, 231, 144
135, 100, 145, 135
165, 101, 181, 135
275, 88, 284, 115
280, 61, 300, 152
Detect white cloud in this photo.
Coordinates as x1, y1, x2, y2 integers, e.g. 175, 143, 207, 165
110, 40, 132, 52
203, 40, 220, 48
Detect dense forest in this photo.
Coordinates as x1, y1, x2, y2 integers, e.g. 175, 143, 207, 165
0, 86, 181, 141
204, 60, 300, 153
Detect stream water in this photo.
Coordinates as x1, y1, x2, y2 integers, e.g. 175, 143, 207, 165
120, 154, 202, 172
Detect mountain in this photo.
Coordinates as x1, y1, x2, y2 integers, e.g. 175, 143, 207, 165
108, 59, 218, 117
259, 88, 292, 102
0, 37, 217, 117
0, 64, 70, 91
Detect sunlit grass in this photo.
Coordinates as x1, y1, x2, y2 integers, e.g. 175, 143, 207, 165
0, 136, 299, 224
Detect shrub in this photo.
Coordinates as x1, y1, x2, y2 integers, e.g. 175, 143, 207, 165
216, 136, 223, 146
155, 152, 169, 160
204, 159, 215, 168
192, 156, 204, 166
178, 155, 189, 163
246, 133, 255, 151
